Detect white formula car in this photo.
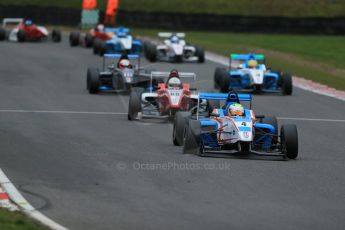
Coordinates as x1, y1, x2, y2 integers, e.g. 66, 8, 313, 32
144, 32, 205, 63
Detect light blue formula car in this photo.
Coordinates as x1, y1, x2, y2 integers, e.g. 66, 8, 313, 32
173, 92, 298, 159
94, 27, 142, 56
214, 53, 292, 95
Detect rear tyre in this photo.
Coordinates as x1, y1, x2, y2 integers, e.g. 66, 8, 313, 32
173, 112, 191, 146
195, 46, 205, 63
69, 32, 80, 46
146, 43, 157, 62
87, 67, 99, 94
93, 38, 101, 54
281, 73, 293, 95
85, 33, 93, 47
183, 120, 201, 155
99, 40, 106, 57
0, 27, 6, 41
280, 124, 298, 159
52, 29, 61, 42
17, 29, 26, 42
128, 88, 143, 120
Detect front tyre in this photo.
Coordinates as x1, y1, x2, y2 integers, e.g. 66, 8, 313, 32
280, 124, 298, 159
52, 29, 62, 42
173, 111, 191, 146
87, 67, 99, 94
69, 32, 80, 46
183, 120, 201, 155
85, 33, 93, 47
128, 88, 143, 120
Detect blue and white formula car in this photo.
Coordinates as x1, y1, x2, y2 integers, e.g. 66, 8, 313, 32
93, 27, 142, 56
173, 92, 298, 159
214, 53, 292, 95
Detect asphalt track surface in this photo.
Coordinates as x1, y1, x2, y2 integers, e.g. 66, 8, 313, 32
0, 36, 345, 230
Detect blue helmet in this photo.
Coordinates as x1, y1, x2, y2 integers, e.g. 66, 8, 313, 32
24, 19, 33, 26
171, 36, 179, 43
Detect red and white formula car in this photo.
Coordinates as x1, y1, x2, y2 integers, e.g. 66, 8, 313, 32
0, 18, 61, 42
128, 70, 199, 120
69, 24, 113, 53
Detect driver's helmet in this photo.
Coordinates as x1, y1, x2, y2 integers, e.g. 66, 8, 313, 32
168, 77, 182, 89
247, 59, 258, 69
228, 103, 244, 116
118, 59, 131, 69
24, 19, 33, 26
95, 24, 105, 32
171, 35, 179, 44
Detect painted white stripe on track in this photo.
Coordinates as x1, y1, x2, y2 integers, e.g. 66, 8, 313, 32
0, 168, 68, 230
1, 109, 344, 122
0, 109, 127, 115
277, 117, 345, 123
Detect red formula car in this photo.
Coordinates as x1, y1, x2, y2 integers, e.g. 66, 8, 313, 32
0, 18, 61, 42
128, 70, 199, 120
69, 24, 114, 54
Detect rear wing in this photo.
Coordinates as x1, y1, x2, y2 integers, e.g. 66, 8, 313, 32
102, 53, 140, 70
196, 92, 252, 119
199, 92, 252, 101
103, 54, 139, 60
158, 32, 185, 38
149, 71, 196, 92
2, 18, 23, 27
104, 27, 130, 34
229, 53, 265, 69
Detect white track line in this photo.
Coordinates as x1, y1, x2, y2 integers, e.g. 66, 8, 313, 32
0, 168, 68, 230
277, 117, 345, 123
0, 109, 127, 115
1, 109, 344, 123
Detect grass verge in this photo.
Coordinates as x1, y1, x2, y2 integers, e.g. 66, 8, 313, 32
0, 208, 49, 230
134, 28, 345, 90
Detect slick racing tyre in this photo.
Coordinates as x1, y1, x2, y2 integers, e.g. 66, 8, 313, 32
262, 116, 278, 144
173, 111, 191, 146
52, 29, 62, 42
281, 73, 293, 95
85, 33, 93, 48
195, 45, 205, 63
99, 40, 107, 57
0, 27, 6, 41
17, 29, 26, 42
183, 120, 201, 155
145, 43, 157, 62
128, 88, 143, 120
69, 32, 80, 46
87, 67, 99, 94
214, 67, 227, 89
93, 38, 101, 54
280, 124, 298, 159
216, 68, 230, 93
